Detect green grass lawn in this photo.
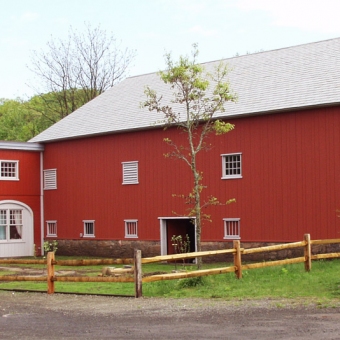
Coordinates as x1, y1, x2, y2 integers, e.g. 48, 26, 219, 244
1, 257, 340, 302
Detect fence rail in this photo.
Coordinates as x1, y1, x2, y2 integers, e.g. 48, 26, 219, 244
0, 234, 340, 298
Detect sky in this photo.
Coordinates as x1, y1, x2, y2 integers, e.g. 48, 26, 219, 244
1, 0, 340, 100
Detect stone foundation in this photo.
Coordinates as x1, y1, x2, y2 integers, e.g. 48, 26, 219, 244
201, 241, 340, 263
56, 239, 340, 262
57, 239, 161, 258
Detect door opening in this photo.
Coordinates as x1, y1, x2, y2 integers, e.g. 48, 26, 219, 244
159, 217, 196, 256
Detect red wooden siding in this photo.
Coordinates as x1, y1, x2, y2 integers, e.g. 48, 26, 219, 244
42, 106, 340, 243
1, 150, 41, 196
0, 149, 42, 248
204, 106, 340, 242
43, 128, 193, 241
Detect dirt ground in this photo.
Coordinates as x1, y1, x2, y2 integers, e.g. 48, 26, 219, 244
0, 291, 340, 339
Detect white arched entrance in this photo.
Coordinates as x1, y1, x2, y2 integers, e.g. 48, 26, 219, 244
0, 200, 34, 257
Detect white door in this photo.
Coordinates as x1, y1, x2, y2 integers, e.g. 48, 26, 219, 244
0, 201, 34, 257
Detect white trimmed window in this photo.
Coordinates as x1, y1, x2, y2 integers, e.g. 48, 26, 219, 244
223, 218, 240, 240
46, 221, 57, 237
0, 209, 23, 241
122, 161, 139, 185
125, 220, 138, 238
44, 169, 57, 190
83, 220, 95, 237
0, 160, 19, 180
221, 153, 242, 179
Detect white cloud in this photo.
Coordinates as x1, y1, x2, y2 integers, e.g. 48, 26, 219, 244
20, 11, 39, 22
234, 0, 340, 33
188, 25, 218, 37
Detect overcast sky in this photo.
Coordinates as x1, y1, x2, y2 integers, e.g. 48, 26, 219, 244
1, 0, 340, 99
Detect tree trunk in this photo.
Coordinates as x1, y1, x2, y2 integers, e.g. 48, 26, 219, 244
192, 156, 202, 269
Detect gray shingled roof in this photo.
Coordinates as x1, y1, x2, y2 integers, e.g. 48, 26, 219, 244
29, 37, 340, 143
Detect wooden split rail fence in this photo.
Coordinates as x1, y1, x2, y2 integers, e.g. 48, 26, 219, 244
0, 234, 340, 298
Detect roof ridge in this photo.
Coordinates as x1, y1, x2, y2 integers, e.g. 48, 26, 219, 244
200, 36, 340, 65
127, 37, 340, 80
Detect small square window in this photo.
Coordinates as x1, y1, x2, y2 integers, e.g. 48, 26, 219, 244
0, 160, 19, 180
46, 221, 57, 237
125, 220, 138, 238
83, 220, 95, 237
44, 169, 57, 190
221, 153, 242, 179
223, 218, 240, 240
122, 161, 139, 185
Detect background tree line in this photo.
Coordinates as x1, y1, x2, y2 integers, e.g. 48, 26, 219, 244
1, 23, 135, 142
0, 95, 56, 141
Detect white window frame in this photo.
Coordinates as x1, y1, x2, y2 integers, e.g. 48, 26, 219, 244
221, 153, 242, 179
124, 220, 138, 238
46, 220, 57, 237
0, 208, 23, 242
122, 161, 139, 185
0, 160, 19, 181
223, 218, 240, 240
43, 169, 57, 190
83, 220, 95, 237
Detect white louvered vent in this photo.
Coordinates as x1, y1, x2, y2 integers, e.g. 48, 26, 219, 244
44, 169, 57, 190
122, 161, 138, 185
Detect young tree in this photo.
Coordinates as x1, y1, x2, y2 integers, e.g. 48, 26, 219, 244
29, 23, 136, 123
142, 45, 237, 268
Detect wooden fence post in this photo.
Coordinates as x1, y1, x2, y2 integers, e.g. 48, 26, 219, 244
47, 251, 55, 294
304, 234, 311, 272
134, 249, 142, 298
233, 240, 242, 279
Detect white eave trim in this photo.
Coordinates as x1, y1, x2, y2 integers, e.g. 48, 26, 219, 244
0, 141, 44, 151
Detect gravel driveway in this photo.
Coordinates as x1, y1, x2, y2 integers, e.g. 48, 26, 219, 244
1, 291, 340, 339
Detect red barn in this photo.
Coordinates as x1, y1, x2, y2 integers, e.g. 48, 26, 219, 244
0, 141, 44, 257
8, 37, 340, 258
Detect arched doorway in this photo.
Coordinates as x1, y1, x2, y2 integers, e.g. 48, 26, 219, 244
0, 200, 34, 257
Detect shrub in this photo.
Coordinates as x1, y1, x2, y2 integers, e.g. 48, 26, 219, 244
177, 276, 206, 288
